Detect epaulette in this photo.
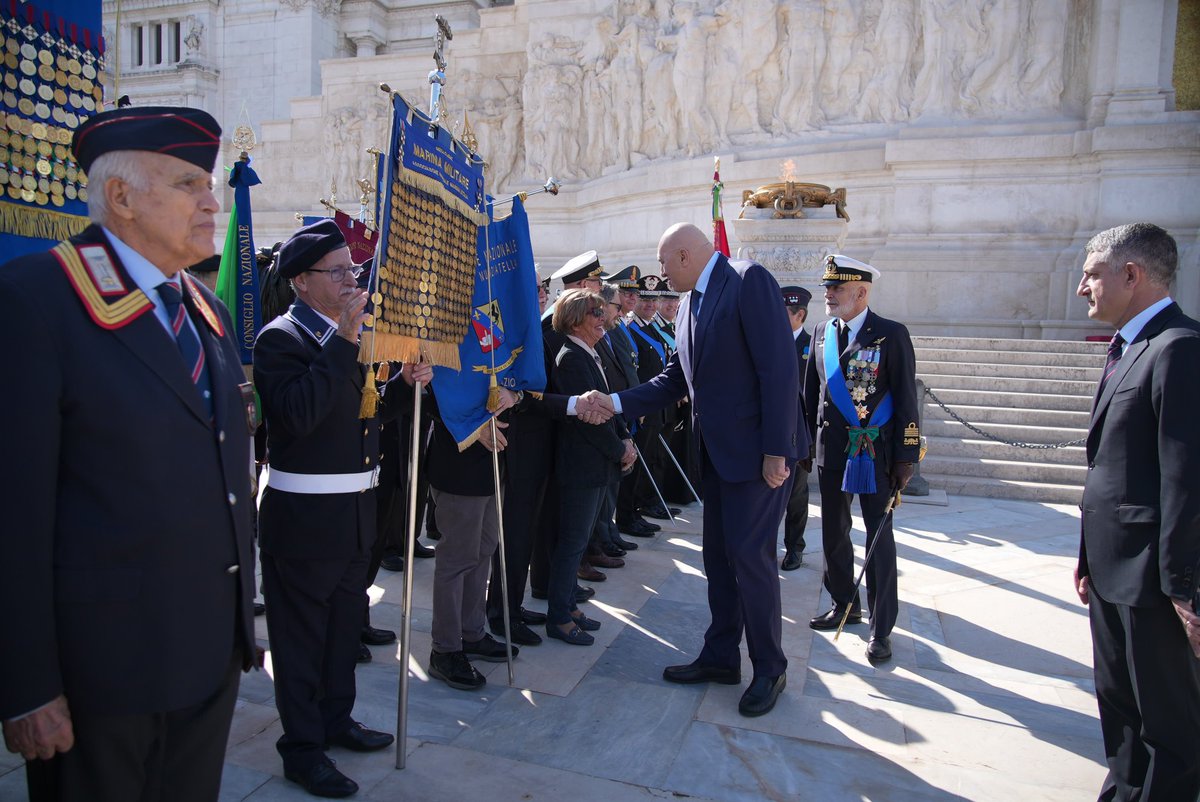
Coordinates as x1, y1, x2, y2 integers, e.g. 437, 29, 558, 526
182, 272, 225, 337
52, 240, 153, 330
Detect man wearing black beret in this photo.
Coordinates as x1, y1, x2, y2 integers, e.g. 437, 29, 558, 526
254, 220, 431, 797
0, 106, 258, 800
780, 285, 812, 571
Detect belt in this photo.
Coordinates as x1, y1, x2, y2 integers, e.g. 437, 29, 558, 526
261, 465, 380, 494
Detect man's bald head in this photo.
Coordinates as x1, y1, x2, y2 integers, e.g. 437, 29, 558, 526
657, 223, 715, 293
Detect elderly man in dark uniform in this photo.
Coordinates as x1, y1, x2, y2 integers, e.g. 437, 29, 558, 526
0, 107, 257, 801
1073, 223, 1200, 801
805, 255, 920, 665
780, 285, 812, 571
254, 220, 430, 798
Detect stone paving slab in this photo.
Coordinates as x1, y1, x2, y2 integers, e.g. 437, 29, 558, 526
0, 494, 1108, 802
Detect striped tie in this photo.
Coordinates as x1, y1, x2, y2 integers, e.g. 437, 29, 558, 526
158, 281, 213, 418
1099, 332, 1125, 395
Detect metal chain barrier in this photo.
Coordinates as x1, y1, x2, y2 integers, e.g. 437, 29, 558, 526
923, 386, 1086, 449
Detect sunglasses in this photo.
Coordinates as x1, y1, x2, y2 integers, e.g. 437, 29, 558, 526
588, 307, 606, 318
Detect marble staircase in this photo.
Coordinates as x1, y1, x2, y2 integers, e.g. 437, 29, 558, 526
912, 336, 1106, 504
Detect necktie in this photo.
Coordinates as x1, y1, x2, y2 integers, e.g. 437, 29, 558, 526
1098, 332, 1125, 394
158, 281, 213, 417
688, 289, 703, 363
837, 320, 850, 357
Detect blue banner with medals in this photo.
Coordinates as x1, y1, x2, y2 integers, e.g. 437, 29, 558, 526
432, 196, 545, 449
0, 0, 103, 259
357, 93, 488, 371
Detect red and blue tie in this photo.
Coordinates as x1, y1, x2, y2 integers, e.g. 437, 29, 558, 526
1099, 332, 1125, 395
158, 281, 213, 417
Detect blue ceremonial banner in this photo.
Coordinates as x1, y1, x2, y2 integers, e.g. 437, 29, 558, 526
431, 197, 546, 449
215, 159, 262, 363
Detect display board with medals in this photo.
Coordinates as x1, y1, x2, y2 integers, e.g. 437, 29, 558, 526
0, 0, 102, 257
358, 93, 488, 371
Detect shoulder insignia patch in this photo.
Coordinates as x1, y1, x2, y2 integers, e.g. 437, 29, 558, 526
182, 273, 225, 337
53, 241, 153, 330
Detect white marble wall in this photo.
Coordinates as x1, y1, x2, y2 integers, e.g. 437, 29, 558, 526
103, 0, 1200, 337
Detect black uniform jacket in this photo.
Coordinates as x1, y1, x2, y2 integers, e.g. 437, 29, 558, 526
551, 338, 630, 488
804, 309, 920, 475
1079, 302, 1200, 607
0, 225, 256, 720
255, 300, 403, 560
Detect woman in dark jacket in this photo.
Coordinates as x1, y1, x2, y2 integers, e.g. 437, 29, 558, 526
546, 290, 635, 644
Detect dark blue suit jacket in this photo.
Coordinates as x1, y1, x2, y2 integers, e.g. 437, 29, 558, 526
620, 255, 806, 483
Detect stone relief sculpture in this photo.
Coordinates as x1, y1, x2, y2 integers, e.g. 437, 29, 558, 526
489, 0, 1077, 183
324, 102, 386, 208
182, 16, 204, 61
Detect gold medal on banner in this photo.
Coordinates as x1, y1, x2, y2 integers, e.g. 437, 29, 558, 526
37, 84, 53, 102
37, 63, 54, 82
78, 186, 87, 202
67, 58, 80, 75
82, 63, 96, 80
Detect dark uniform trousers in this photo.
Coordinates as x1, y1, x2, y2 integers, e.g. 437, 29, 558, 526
783, 466, 809, 553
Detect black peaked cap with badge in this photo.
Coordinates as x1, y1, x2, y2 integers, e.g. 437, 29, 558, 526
603, 265, 641, 289
72, 106, 222, 173
781, 285, 812, 307
276, 219, 348, 279
637, 274, 664, 297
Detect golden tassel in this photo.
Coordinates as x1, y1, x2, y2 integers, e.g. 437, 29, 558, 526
0, 202, 89, 241
486, 374, 500, 413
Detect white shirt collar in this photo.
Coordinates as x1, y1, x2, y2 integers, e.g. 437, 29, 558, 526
693, 251, 720, 297
842, 306, 870, 343
1118, 297, 1173, 350
793, 327, 805, 341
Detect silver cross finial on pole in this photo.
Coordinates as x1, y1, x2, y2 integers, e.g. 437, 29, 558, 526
428, 14, 453, 127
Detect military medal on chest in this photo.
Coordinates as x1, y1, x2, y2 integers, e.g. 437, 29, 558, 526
844, 339, 884, 421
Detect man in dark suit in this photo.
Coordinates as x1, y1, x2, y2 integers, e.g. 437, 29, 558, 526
255, 220, 428, 797
1073, 222, 1200, 801
0, 107, 257, 801
587, 222, 805, 717
780, 285, 813, 571
805, 255, 920, 665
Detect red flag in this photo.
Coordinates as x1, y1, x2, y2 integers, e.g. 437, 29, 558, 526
331, 209, 379, 264
712, 157, 730, 257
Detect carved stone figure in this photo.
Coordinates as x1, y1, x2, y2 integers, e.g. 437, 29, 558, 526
776, 0, 827, 132
819, 0, 865, 121
911, 0, 981, 118
859, 0, 919, 122
182, 16, 204, 60
962, 0, 1023, 115
669, 2, 721, 156
1020, 0, 1070, 110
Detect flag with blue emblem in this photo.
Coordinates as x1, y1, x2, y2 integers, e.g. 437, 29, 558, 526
432, 197, 545, 449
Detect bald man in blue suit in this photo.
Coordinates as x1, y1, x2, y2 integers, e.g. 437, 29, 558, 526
586, 222, 806, 717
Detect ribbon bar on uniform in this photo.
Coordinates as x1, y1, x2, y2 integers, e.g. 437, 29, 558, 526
262, 465, 380, 494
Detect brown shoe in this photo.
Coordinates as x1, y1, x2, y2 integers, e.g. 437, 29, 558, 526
577, 562, 607, 582
589, 553, 625, 569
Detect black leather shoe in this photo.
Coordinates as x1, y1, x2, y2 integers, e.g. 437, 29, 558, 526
739, 674, 786, 717
361, 625, 396, 646
575, 585, 595, 603
866, 636, 892, 664
490, 618, 543, 645
463, 633, 518, 662
285, 757, 358, 798
780, 551, 803, 571
412, 540, 435, 558
546, 623, 594, 646
618, 518, 659, 537
614, 536, 639, 551
380, 554, 405, 573
355, 643, 372, 663
428, 650, 485, 690
530, 588, 548, 600
641, 504, 680, 520
663, 661, 741, 685
600, 543, 627, 558
519, 607, 547, 625
809, 605, 862, 630
327, 721, 394, 752
253, 601, 266, 616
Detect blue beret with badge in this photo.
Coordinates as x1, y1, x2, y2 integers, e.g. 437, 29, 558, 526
277, 219, 347, 279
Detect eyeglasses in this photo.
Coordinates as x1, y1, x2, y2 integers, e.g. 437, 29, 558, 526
588, 307, 606, 318
308, 265, 363, 283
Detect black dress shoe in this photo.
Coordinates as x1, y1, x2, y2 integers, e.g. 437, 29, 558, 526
428, 650, 485, 690
380, 554, 405, 573
739, 674, 786, 717
327, 721, 394, 752
253, 601, 266, 616
809, 605, 862, 631
490, 618, 543, 645
614, 536, 639, 551
600, 543, 627, 558
867, 636, 892, 664
641, 504, 680, 520
530, 587, 548, 600
463, 633, 518, 662
663, 661, 741, 685
780, 551, 803, 571
575, 585, 595, 603
355, 643, 372, 663
618, 518, 659, 537
412, 540, 435, 558
285, 757, 358, 798
360, 625, 396, 646
546, 623, 594, 646
519, 607, 547, 625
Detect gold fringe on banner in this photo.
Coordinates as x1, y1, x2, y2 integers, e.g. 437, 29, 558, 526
358, 332, 463, 371
0, 203, 89, 242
